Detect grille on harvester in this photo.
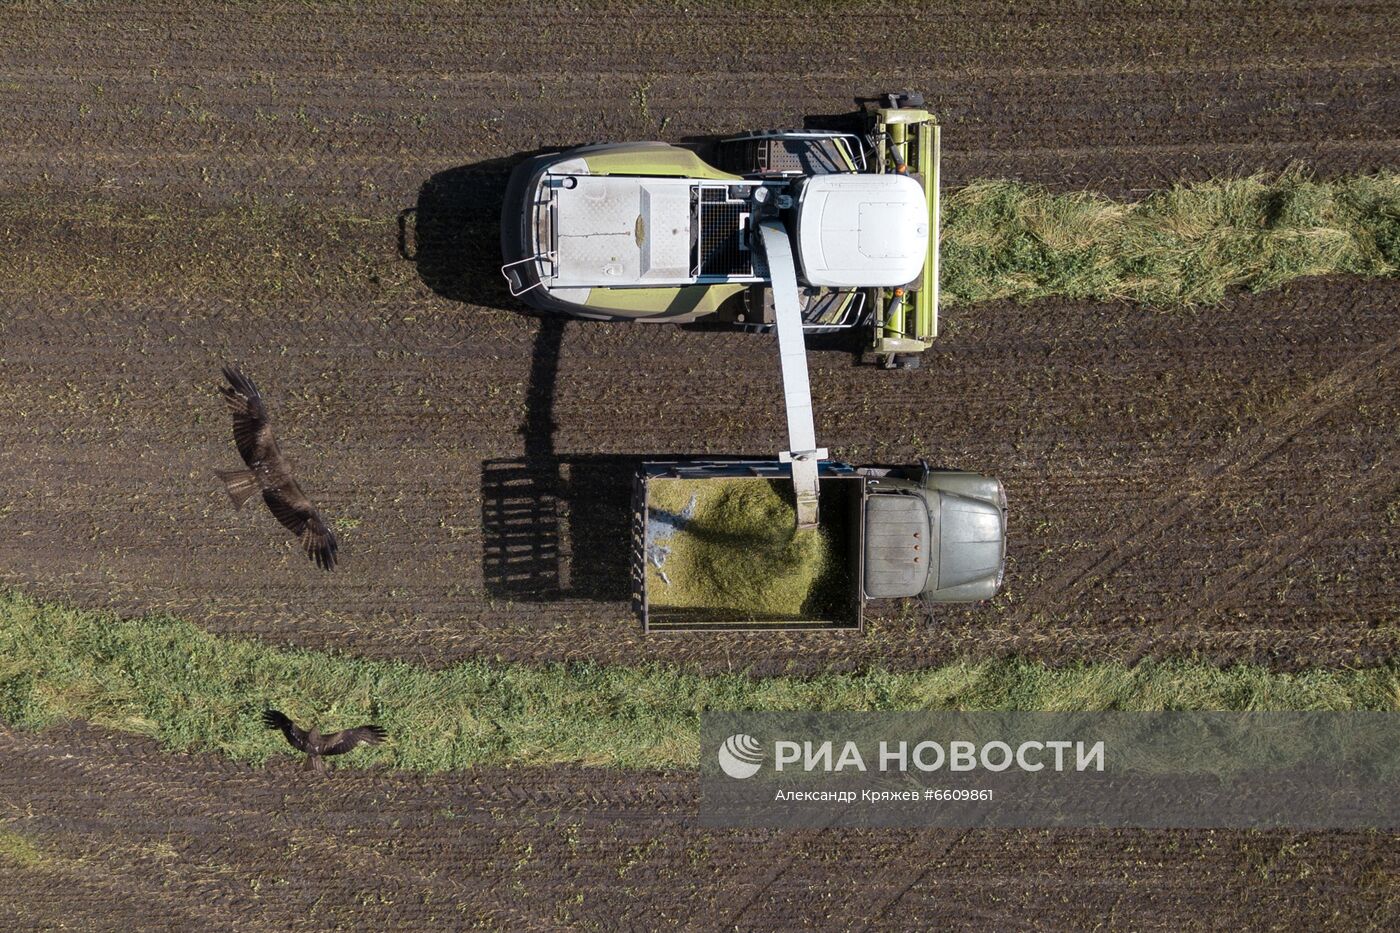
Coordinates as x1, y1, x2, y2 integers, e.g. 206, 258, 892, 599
761, 138, 849, 174
696, 198, 751, 277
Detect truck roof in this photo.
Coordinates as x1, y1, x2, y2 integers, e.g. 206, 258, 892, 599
862, 492, 932, 599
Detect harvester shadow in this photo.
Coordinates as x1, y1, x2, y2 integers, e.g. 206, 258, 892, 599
477, 314, 639, 603
397, 150, 557, 311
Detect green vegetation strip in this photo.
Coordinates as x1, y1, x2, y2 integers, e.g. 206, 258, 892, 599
942, 169, 1398, 306
2, 169, 1395, 307
1, 591, 1394, 772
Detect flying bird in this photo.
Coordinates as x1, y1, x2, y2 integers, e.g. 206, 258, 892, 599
262, 709, 386, 774
215, 365, 339, 570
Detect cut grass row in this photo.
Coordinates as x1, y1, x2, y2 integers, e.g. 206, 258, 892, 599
1, 168, 1394, 307
941, 168, 1398, 306
1, 590, 1394, 772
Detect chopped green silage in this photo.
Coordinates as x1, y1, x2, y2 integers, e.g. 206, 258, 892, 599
0, 830, 43, 868
646, 478, 832, 618
941, 168, 1399, 307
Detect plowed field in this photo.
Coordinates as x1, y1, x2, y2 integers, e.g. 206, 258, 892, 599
1, 725, 1394, 931
0, 3, 1396, 927
2, 1, 1396, 671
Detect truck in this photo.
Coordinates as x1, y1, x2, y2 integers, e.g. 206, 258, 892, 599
635, 460, 1006, 632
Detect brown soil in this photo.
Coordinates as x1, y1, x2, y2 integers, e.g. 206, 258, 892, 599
0, 724, 1394, 932
2, 270, 1394, 672
0, 1, 1395, 671
0, 1, 1395, 205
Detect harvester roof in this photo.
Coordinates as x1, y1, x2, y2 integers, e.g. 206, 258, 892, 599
795, 173, 928, 288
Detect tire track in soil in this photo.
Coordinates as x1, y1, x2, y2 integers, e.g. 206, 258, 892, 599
1005, 331, 1400, 630
850, 829, 980, 932
1183, 455, 1400, 618
0, 827, 248, 933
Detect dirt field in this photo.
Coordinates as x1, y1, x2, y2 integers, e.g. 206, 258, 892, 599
0, 724, 1394, 931
0, 1, 1396, 673
1, 1, 1395, 204
0, 5, 1396, 926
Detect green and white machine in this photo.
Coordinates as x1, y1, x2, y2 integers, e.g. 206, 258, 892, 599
500, 93, 941, 366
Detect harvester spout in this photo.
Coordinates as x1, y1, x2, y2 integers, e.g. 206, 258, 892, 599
758, 219, 826, 530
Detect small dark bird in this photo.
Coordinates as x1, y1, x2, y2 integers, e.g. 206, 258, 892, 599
262, 709, 386, 774
215, 365, 338, 570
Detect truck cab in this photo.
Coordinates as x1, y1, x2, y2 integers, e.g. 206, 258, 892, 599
860, 465, 1007, 604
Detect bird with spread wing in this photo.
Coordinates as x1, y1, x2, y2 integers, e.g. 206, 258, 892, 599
215, 365, 339, 570
262, 709, 386, 774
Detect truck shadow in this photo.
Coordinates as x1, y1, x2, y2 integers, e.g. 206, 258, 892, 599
480, 452, 640, 602
478, 314, 640, 602
480, 316, 775, 604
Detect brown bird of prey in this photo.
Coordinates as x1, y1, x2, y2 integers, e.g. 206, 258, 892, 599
262, 709, 386, 774
215, 365, 338, 570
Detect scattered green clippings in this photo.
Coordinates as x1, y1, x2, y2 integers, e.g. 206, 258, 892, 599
646, 478, 831, 618
0, 590, 1394, 772
0, 830, 44, 868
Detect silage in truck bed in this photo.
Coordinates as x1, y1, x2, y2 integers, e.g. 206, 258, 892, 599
643, 476, 850, 625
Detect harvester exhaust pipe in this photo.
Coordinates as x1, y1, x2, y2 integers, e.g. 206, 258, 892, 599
758, 219, 826, 530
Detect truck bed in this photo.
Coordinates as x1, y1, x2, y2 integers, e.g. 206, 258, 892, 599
634, 463, 864, 632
